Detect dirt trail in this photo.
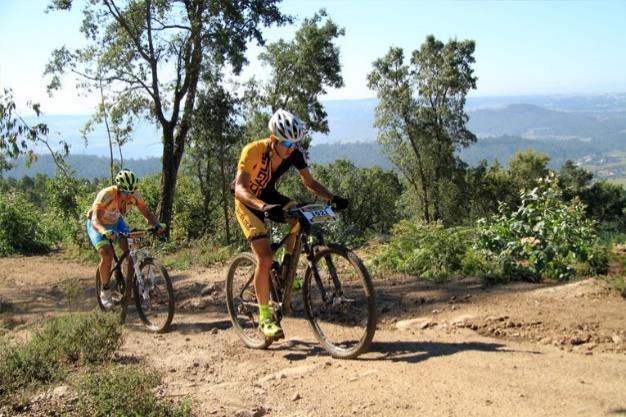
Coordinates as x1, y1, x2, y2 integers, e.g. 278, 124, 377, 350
1, 254, 625, 417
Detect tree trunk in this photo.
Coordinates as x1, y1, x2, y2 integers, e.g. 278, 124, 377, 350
157, 126, 182, 236
219, 148, 231, 243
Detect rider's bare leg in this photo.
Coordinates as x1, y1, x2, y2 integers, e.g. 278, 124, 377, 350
250, 237, 273, 306
98, 245, 114, 285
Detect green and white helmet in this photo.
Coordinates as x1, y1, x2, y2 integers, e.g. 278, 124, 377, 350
115, 169, 138, 192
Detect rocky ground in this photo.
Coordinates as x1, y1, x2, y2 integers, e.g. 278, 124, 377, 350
0, 254, 624, 417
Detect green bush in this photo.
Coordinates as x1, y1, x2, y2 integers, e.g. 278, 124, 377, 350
373, 220, 479, 281
477, 173, 599, 281
0, 311, 122, 401
0, 191, 51, 255
160, 237, 238, 269
77, 365, 192, 417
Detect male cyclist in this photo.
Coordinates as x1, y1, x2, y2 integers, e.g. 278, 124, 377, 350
86, 169, 164, 309
233, 109, 349, 339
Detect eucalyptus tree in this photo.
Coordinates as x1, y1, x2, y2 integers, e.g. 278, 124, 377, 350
367, 36, 477, 223
242, 9, 344, 142
45, 0, 290, 232
187, 72, 242, 242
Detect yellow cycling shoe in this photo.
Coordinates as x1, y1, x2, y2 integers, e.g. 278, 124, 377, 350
259, 319, 284, 340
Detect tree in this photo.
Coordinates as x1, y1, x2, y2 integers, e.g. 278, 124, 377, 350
508, 149, 550, 190
367, 36, 477, 223
0, 88, 70, 177
242, 9, 344, 141
46, 0, 290, 232
278, 160, 402, 244
187, 71, 242, 242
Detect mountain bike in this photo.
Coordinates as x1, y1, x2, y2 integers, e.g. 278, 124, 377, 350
95, 227, 175, 333
226, 204, 377, 359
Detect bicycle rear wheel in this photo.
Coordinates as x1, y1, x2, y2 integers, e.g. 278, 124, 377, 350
95, 266, 128, 323
134, 258, 175, 333
225, 252, 271, 349
303, 245, 377, 359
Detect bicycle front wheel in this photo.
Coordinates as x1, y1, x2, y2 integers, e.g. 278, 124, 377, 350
303, 245, 377, 359
225, 252, 271, 349
134, 258, 175, 333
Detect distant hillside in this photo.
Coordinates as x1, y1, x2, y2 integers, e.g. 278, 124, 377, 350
4, 155, 161, 180
467, 103, 626, 140
10, 93, 626, 182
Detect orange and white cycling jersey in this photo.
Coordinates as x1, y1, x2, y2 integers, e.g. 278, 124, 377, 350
87, 185, 146, 225
237, 138, 308, 197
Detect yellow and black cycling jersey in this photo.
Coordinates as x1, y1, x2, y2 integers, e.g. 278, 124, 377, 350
236, 137, 308, 199
233, 137, 307, 241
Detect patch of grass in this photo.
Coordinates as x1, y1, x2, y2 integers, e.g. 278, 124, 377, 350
63, 243, 103, 264
0, 311, 122, 403
160, 238, 238, 270
76, 365, 192, 417
60, 278, 83, 312
601, 275, 626, 298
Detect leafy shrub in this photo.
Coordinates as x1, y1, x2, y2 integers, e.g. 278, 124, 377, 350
0, 311, 122, 401
160, 237, 238, 269
477, 173, 598, 281
77, 365, 192, 417
278, 160, 403, 245
373, 220, 479, 281
0, 191, 51, 255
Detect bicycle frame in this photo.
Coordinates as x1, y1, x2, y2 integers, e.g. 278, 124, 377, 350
268, 205, 339, 317
107, 230, 158, 295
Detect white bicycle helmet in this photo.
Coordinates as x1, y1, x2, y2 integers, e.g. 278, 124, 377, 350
268, 109, 305, 142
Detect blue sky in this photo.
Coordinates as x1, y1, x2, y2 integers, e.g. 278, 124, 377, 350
1, 0, 626, 115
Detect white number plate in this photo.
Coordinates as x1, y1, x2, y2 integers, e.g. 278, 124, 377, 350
299, 205, 337, 224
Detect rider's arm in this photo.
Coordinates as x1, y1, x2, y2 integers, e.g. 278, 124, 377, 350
234, 171, 266, 210
91, 206, 110, 235
298, 168, 334, 201
137, 204, 159, 227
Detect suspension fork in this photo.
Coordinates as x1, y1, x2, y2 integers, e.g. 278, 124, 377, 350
306, 240, 343, 304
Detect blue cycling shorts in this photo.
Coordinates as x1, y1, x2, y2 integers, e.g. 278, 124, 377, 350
86, 218, 129, 250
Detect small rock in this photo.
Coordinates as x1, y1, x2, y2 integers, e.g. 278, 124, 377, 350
201, 283, 221, 296
395, 318, 434, 331
612, 334, 623, 344
292, 393, 302, 401
252, 406, 267, 417
570, 335, 590, 345
540, 337, 552, 345
52, 385, 69, 398
451, 314, 476, 327
211, 328, 219, 335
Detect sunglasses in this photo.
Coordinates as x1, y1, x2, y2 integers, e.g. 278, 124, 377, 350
281, 139, 295, 148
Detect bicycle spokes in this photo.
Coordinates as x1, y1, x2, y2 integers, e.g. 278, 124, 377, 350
304, 246, 376, 358
226, 253, 269, 349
